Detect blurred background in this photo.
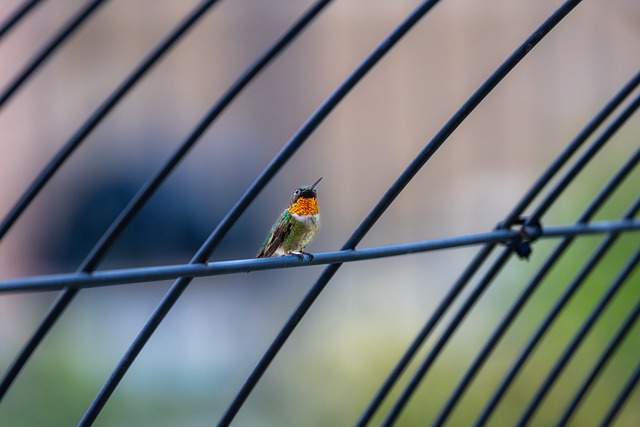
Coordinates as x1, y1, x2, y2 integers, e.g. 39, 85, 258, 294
0, 0, 639, 425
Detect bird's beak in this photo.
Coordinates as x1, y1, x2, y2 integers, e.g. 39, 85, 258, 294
309, 177, 323, 190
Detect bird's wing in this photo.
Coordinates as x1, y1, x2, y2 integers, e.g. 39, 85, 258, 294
256, 211, 293, 258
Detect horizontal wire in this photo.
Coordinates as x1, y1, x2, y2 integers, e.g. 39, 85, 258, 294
359, 66, 640, 427
1, 220, 636, 296
0, 0, 224, 405
435, 145, 640, 425
358, 2, 586, 425
477, 198, 640, 427
225, 2, 589, 424
77, 2, 337, 425
474, 98, 640, 427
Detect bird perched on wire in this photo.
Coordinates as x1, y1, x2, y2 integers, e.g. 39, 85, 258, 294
256, 177, 322, 260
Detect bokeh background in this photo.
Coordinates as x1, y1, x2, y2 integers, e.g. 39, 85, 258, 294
0, 0, 639, 425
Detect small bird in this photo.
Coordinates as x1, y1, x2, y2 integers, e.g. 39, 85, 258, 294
256, 177, 322, 260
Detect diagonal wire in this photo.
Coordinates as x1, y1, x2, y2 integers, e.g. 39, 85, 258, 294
392, 85, 640, 425
358, 67, 640, 427
598, 347, 640, 427
0, 0, 47, 40
392, 46, 640, 427
351, 1, 585, 425
80, 2, 447, 426
433, 142, 640, 426
72, 1, 357, 424
501, 69, 640, 227
559, 274, 640, 426
0, 0, 225, 403
474, 96, 640, 427
0, 0, 109, 109
0, 0, 220, 243
221, 1, 584, 426
548, 245, 640, 426
0, 1, 637, 426
492, 196, 640, 427
516, 228, 640, 419
1, 0, 332, 412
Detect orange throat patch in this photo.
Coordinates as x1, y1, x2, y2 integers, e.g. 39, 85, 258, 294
288, 197, 319, 216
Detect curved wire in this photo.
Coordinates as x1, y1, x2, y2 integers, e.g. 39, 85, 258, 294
537, 246, 640, 426
351, 1, 587, 425
502, 70, 640, 226
433, 143, 640, 425
557, 255, 640, 425
74, 1, 338, 425
0, 0, 224, 403
79, 2, 447, 426
599, 352, 640, 427
0, 1, 634, 425
1, 0, 332, 413
359, 67, 640, 427
512, 204, 640, 425
0, 0, 220, 242
474, 95, 640, 426
0, 0, 47, 40
226, 1, 588, 426
219, 1, 473, 425
0, 0, 109, 109
387, 38, 640, 427
483, 205, 640, 427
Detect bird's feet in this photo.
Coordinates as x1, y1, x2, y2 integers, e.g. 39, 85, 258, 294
290, 251, 314, 261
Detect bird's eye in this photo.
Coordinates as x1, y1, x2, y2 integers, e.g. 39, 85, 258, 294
294, 189, 301, 196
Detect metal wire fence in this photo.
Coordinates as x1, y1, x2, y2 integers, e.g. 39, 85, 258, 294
0, 0, 638, 426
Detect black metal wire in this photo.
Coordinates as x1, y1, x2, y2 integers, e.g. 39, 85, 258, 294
0, 220, 636, 293
226, 2, 590, 426
0, 0, 47, 39
0, 0, 220, 242
358, 65, 640, 427
75, 2, 335, 425
515, 221, 640, 421
474, 96, 640, 426
0, 1, 637, 425
217, 1, 455, 424
537, 245, 640, 426
502, 69, 640, 226
432, 142, 640, 426
478, 200, 640, 426
0, 0, 109, 109
226, 1, 586, 425
412, 76, 640, 427
78, 1, 450, 425
557, 253, 640, 425
0, 0, 224, 403
599, 352, 640, 427
514, 206, 640, 427
353, 1, 586, 424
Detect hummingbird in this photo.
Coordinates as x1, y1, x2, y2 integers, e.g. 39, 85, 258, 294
256, 177, 323, 260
